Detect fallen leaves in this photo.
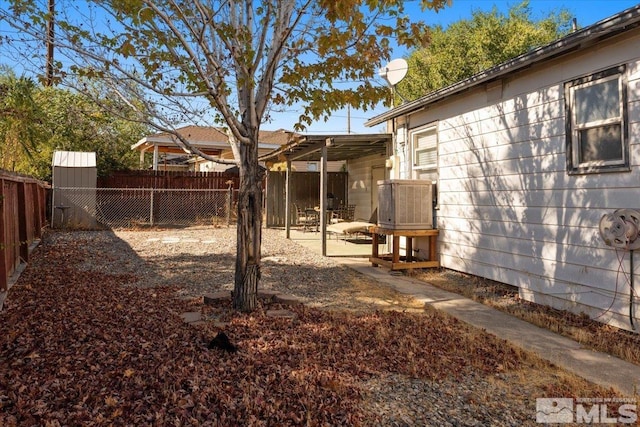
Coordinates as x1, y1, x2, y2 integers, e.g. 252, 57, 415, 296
0, 231, 613, 426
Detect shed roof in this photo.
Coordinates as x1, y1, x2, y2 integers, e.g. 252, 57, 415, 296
365, 4, 640, 127
52, 151, 97, 168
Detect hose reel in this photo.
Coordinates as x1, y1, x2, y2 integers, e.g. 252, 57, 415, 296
599, 209, 640, 330
599, 209, 640, 250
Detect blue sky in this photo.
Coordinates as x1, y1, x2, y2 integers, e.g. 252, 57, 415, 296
292, 0, 640, 135
2, 1, 638, 135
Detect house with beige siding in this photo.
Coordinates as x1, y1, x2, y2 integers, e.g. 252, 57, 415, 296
366, 5, 640, 331
132, 126, 289, 171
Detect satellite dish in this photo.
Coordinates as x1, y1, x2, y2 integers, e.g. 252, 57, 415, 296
379, 58, 408, 86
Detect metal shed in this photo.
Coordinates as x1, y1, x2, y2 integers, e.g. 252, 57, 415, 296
51, 151, 97, 228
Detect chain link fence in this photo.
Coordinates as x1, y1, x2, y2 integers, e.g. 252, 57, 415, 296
53, 187, 237, 229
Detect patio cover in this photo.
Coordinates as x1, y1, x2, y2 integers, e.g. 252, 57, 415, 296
260, 133, 390, 162
260, 133, 392, 256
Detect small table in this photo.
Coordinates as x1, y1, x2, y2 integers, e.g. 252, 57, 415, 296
369, 226, 439, 270
305, 208, 320, 232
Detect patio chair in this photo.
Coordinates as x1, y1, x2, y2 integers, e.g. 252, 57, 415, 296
327, 208, 382, 242
331, 204, 356, 224
295, 204, 319, 232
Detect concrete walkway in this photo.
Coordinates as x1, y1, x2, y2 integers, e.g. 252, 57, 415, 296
336, 257, 640, 397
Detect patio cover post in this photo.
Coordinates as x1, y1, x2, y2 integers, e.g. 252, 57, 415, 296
321, 143, 328, 256
285, 158, 292, 238
139, 147, 148, 169
152, 145, 159, 170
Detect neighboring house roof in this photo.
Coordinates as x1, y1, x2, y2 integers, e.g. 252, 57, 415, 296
131, 125, 292, 156
52, 151, 97, 168
258, 129, 298, 146
365, 4, 640, 127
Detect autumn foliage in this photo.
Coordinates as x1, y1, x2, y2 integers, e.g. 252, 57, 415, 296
1, 231, 533, 425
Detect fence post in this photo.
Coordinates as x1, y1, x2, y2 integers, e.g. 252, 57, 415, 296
32, 184, 42, 238
226, 180, 233, 226
149, 189, 154, 226
17, 182, 28, 262
0, 179, 7, 292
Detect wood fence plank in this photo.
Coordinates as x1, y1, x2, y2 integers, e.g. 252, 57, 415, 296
18, 181, 29, 262
0, 171, 48, 296
0, 178, 7, 292
97, 170, 241, 190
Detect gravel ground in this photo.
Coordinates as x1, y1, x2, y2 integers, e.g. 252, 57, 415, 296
82, 225, 422, 311
40, 226, 604, 426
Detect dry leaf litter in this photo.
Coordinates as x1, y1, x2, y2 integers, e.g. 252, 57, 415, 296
0, 226, 618, 426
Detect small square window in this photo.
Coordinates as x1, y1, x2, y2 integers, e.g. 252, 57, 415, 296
565, 65, 628, 174
412, 125, 437, 171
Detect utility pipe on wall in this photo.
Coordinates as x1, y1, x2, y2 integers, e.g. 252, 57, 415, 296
631, 250, 636, 330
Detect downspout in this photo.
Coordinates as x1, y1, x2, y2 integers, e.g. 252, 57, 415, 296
631, 250, 636, 330
401, 113, 410, 180
389, 117, 396, 180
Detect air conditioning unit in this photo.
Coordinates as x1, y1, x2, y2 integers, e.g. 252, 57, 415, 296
377, 179, 433, 230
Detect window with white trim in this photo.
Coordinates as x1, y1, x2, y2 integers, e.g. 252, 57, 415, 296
412, 125, 437, 171
565, 65, 628, 174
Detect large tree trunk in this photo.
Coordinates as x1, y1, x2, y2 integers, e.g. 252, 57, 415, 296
232, 132, 263, 312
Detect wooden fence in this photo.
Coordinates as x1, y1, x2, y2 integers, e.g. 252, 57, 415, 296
97, 170, 242, 189
1, 170, 48, 296
265, 171, 348, 227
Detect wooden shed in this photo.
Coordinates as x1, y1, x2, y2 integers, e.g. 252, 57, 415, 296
51, 151, 97, 228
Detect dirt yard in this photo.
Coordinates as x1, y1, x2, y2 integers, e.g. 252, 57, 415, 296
0, 227, 623, 426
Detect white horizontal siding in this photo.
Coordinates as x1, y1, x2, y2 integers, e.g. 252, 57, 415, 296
421, 33, 640, 330
443, 204, 607, 228
439, 225, 622, 283
439, 97, 565, 143
440, 144, 640, 183
439, 186, 640, 209
440, 252, 637, 331
346, 154, 385, 221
